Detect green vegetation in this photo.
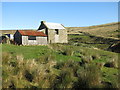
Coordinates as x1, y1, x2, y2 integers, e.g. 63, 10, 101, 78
2, 43, 119, 88
67, 22, 119, 39
1, 22, 119, 88
2, 44, 81, 62
68, 34, 119, 50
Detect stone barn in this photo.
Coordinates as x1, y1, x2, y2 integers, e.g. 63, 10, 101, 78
38, 21, 68, 43
14, 30, 47, 45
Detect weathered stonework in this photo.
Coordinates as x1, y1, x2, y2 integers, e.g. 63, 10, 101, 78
59, 29, 68, 43
38, 21, 68, 44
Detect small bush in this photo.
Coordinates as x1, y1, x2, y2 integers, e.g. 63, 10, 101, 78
37, 52, 55, 64
54, 68, 76, 88
76, 64, 102, 88
63, 47, 74, 56
2, 52, 11, 64
81, 55, 93, 64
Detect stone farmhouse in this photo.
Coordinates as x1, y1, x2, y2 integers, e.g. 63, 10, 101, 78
14, 21, 68, 45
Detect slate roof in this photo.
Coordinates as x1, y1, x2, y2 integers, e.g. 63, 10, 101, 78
18, 30, 47, 37
44, 22, 65, 29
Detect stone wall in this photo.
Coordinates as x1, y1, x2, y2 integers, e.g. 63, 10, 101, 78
48, 29, 55, 43
22, 36, 47, 45
59, 29, 68, 43
48, 29, 68, 43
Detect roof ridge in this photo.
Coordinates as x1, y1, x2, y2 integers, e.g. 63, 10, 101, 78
43, 22, 65, 29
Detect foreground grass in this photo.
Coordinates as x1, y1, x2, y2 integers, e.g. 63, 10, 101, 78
2, 44, 82, 62
2, 44, 119, 88
2, 44, 49, 59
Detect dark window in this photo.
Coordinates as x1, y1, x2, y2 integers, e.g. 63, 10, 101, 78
55, 29, 59, 35
28, 36, 36, 40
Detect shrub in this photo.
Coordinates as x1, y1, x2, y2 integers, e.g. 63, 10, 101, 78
53, 60, 80, 88
36, 52, 55, 64
2, 52, 58, 88
76, 64, 102, 88
2, 52, 11, 64
63, 47, 74, 56
55, 60, 80, 76
53, 68, 75, 88
81, 55, 93, 64
2, 50, 118, 88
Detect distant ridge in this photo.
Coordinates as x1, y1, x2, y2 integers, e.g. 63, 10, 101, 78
0, 22, 119, 39
0, 29, 36, 34
67, 22, 119, 39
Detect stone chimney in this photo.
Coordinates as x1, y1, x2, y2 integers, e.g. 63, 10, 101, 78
41, 21, 46, 24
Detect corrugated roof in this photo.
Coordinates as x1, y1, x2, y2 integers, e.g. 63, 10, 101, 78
44, 22, 65, 29
18, 30, 47, 37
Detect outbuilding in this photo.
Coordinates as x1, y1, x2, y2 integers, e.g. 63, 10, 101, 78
14, 30, 47, 45
38, 21, 68, 43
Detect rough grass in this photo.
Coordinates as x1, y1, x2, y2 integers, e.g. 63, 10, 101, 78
2, 52, 118, 88
2, 44, 49, 59
2, 43, 119, 88
67, 22, 119, 39
2, 44, 118, 65
1, 22, 119, 88
68, 34, 120, 50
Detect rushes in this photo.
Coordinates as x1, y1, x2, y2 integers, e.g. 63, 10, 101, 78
63, 47, 74, 56
2, 52, 58, 88
76, 64, 102, 88
2, 48, 118, 88
2, 52, 11, 64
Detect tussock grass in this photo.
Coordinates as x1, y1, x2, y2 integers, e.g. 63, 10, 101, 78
76, 64, 102, 88
63, 47, 74, 56
2, 44, 118, 88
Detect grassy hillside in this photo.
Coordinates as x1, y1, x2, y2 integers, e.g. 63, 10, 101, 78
1, 22, 119, 88
67, 22, 119, 39
2, 44, 81, 62
0, 30, 16, 34
68, 33, 120, 51
2, 44, 119, 88
0, 29, 36, 34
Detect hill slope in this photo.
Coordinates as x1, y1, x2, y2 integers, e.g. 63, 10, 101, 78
67, 22, 119, 39
2, 44, 119, 88
1, 22, 119, 39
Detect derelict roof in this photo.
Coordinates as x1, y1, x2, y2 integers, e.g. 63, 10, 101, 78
43, 21, 65, 29
18, 30, 47, 37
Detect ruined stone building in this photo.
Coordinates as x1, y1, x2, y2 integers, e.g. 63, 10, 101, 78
14, 21, 68, 45
38, 21, 68, 43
